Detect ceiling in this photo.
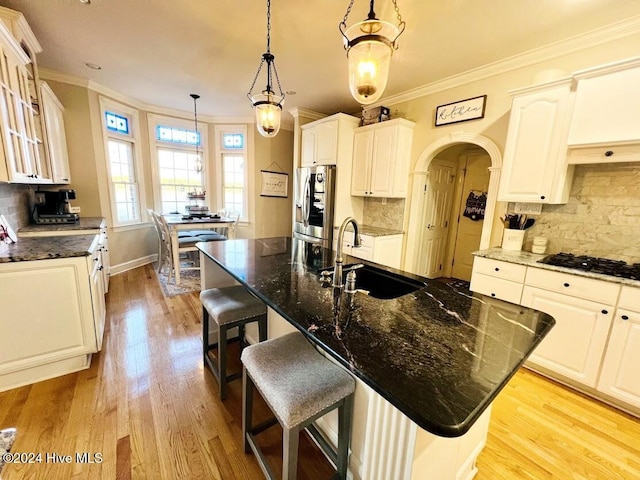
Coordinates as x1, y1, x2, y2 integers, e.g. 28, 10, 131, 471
1, 0, 639, 124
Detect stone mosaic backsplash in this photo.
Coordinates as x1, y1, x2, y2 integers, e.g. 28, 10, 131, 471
362, 197, 405, 231
524, 162, 640, 264
0, 183, 32, 231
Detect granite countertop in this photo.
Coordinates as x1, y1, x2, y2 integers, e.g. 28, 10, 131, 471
18, 217, 106, 237
0, 234, 98, 263
334, 224, 404, 237
473, 248, 640, 288
198, 237, 555, 438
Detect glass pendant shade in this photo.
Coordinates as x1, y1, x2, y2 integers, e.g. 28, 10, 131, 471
251, 91, 283, 138
344, 20, 397, 104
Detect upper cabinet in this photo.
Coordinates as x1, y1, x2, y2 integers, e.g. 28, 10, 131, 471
300, 113, 359, 167
0, 7, 70, 184
498, 79, 575, 204
41, 82, 70, 183
351, 118, 414, 198
567, 56, 640, 165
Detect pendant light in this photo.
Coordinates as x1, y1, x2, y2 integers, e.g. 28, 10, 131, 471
190, 93, 203, 173
247, 0, 285, 138
340, 0, 405, 105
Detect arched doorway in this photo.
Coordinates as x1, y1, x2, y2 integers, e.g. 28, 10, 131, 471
403, 133, 503, 280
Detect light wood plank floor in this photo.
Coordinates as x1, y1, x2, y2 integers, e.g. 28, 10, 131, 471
1, 264, 639, 479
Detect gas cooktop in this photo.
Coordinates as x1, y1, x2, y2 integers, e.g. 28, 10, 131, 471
538, 252, 640, 281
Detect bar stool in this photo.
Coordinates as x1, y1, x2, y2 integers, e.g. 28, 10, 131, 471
200, 286, 267, 400
241, 332, 355, 480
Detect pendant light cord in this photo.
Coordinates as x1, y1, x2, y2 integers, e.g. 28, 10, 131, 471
190, 93, 202, 173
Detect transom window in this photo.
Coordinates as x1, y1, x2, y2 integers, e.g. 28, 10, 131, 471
223, 133, 244, 149
149, 114, 207, 214
100, 101, 145, 227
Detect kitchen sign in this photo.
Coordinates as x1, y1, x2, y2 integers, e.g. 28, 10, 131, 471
435, 95, 487, 126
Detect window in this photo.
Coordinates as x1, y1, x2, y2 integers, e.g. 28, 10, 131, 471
100, 99, 145, 227
149, 116, 206, 214
216, 126, 248, 220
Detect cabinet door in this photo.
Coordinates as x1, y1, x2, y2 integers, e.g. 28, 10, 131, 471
369, 126, 396, 197
300, 128, 316, 167
498, 84, 571, 203
351, 130, 373, 196
522, 285, 613, 387
90, 260, 106, 351
314, 121, 338, 165
597, 309, 640, 409
41, 82, 71, 183
568, 62, 640, 146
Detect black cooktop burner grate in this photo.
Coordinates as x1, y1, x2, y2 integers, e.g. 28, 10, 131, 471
538, 253, 640, 281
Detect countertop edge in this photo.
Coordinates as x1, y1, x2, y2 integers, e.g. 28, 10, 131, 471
473, 248, 640, 288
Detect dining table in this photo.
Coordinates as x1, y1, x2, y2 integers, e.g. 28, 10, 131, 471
162, 214, 237, 285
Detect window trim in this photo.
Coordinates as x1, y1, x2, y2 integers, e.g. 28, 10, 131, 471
147, 113, 209, 214
214, 124, 249, 223
99, 97, 147, 228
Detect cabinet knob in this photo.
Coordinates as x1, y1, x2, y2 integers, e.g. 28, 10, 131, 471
491, 293, 496, 297
601, 309, 608, 315
563, 282, 570, 287
494, 267, 500, 271
621, 315, 629, 321
94, 257, 98, 261
98, 266, 103, 271
604, 150, 614, 157
540, 195, 546, 200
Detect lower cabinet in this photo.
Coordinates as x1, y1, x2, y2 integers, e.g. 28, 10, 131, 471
0, 248, 105, 392
334, 232, 404, 269
597, 287, 640, 409
521, 285, 613, 387
471, 256, 640, 415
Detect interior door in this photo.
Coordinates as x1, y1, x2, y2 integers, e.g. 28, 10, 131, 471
451, 154, 491, 281
417, 159, 457, 278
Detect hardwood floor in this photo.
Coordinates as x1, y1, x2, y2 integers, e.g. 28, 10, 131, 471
1, 264, 639, 479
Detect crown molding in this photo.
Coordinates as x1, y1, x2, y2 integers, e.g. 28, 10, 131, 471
38, 68, 254, 125
379, 14, 640, 107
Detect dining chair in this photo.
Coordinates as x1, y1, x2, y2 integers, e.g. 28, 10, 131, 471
148, 209, 170, 274
158, 213, 202, 284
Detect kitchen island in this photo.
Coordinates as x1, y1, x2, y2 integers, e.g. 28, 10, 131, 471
197, 237, 555, 480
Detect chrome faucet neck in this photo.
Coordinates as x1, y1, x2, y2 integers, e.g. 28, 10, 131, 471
333, 217, 360, 288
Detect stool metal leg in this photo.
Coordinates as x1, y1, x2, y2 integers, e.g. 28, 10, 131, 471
282, 426, 300, 480
218, 324, 229, 400
336, 394, 354, 480
258, 314, 268, 342
242, 367, 253, 454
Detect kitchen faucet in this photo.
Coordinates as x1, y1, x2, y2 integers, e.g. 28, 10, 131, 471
333, 217, 361, 288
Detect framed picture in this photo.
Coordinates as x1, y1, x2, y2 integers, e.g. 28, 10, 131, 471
435, 95, 487, 126
260, 170, 288, 198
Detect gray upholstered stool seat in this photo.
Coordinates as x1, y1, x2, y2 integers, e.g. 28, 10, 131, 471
200, 286, 267, 400
241, 331, 355, 480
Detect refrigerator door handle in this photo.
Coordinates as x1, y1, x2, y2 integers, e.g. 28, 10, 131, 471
303, 176, 311, 227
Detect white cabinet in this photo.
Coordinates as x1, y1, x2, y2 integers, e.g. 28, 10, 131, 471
351, 119, 414, 198
497, 79, 574, 203
522, 285, 614, 387
597, 286, 640, 409
568, 56, 640, 148
334, 231, 404, 269
300, 113, 359, 167
0, 248, 104, 392
40, 81, 71, 183
469, 257, 526, 304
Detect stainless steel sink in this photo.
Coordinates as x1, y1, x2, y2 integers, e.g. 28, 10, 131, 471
320, 263, 426, 299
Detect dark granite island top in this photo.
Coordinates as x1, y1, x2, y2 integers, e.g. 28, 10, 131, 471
18, 217, 106, 237
198, 237, 555, 438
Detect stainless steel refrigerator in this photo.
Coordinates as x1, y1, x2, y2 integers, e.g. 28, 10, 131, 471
293, 165, 336, 248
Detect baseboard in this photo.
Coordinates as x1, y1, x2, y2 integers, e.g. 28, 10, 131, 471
110, 254, 157, 276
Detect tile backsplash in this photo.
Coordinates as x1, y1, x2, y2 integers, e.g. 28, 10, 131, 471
0, 183, 32, 231
524, 162, 640, 264
362, 197, 405, 231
